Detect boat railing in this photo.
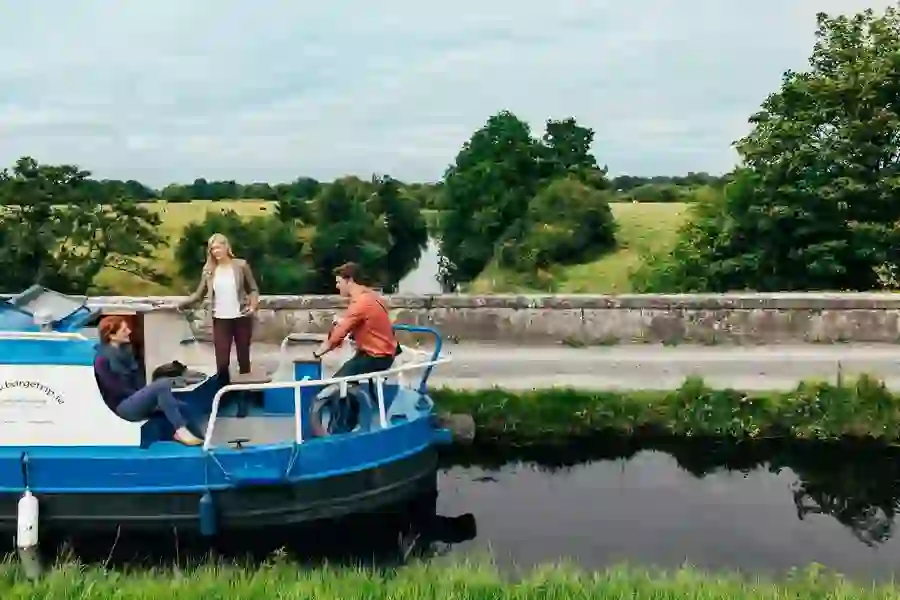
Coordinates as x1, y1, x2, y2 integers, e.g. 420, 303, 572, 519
277, 324, 443, 391
0, 331, 88, 341
203, 353, 452, 450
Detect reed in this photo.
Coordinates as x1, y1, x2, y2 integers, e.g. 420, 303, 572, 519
432, 374, 900, 445
0, 557, 897, 600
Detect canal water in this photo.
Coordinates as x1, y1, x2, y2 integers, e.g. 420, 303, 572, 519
433, 438, 900, 582
39, 437, 900, 583
397, 238, 442, 294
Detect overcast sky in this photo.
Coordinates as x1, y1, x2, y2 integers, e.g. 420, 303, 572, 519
0, 0, 892, 185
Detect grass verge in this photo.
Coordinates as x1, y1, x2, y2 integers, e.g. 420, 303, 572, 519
431, 374, 900, 445
469, 202, 691, 293
0, 557, 895, 599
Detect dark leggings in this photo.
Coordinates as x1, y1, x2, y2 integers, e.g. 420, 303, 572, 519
212, 315, 253, 379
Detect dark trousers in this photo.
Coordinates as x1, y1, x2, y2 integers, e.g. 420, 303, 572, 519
333, 351, 396, 380
212, 315, 253, 379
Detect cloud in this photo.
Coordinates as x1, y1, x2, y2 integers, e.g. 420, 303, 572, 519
0, 0, 893, 185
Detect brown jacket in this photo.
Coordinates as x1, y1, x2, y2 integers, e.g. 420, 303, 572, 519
179, 258, 260, 313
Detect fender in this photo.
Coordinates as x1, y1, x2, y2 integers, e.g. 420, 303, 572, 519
309, 383, 377, 437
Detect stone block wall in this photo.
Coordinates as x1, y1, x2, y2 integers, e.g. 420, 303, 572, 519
84, 293, 900, 346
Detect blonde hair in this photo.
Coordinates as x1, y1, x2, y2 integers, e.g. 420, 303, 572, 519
203, 233, 235, 273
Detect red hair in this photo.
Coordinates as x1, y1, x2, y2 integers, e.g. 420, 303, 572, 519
98, 316, 128, 344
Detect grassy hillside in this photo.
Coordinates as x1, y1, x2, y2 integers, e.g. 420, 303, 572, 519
94, 200, 690, 295
95, 200, 275, 295
468, 202, 691, 293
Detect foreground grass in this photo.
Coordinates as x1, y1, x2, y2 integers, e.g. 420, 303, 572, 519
469, 202, 691, 294
1, 558, 896, 599
94, 200, 274, 296
432, 374, 900, 445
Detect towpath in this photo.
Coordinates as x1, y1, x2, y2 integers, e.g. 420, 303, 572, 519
159, 337, 900, 391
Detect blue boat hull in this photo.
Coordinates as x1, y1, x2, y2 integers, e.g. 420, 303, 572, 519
0, 445, 438, 534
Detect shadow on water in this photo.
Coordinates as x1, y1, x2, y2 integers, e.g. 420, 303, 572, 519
437, 434, 900, 581
5, 492, 477, 572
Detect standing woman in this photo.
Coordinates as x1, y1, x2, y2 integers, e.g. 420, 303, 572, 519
178, 233, 260, 384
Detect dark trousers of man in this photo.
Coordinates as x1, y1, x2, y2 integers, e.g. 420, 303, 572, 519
212, 315, 253, 382
333, 351, 395, 380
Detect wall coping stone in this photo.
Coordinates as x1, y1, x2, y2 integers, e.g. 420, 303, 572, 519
83, 293, 900, 311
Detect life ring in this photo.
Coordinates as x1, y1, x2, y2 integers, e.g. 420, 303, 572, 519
308, 383, 376, 437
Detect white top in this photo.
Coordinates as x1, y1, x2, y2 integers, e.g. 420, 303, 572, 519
212, 265, 242, 319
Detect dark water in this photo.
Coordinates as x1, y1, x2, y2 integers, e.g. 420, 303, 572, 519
437, 437, 900, 581
16, 437, 900, 582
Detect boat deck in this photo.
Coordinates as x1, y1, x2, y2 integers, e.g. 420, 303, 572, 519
204, 416, 296, 447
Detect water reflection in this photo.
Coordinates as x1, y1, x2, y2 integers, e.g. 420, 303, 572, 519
439, 436, 900, 580
9, 492, 476, 571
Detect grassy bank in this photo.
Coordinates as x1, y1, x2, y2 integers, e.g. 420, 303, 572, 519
468, 201, 691, 293
1, 558, 895, 599
431, 374, 900, 445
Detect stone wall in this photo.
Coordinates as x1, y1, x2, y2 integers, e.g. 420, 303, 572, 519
85, 293, 900, 346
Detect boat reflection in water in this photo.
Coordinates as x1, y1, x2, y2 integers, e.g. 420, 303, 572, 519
11, 491, 477, 570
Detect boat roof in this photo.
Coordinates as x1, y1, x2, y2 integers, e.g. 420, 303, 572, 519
0, 285, 154, 333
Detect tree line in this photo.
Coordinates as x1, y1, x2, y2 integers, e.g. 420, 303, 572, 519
32, 171, 725, 210
0, 5, 891, 296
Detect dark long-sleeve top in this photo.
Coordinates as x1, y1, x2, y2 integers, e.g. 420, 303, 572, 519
93, 348, 145, 413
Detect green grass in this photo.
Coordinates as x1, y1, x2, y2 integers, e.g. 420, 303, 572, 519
469, 202, 691, 293
95, 201, 690, 296
432, 374, 900, 445
94, 200, 275, 296
1, 557, 895, 599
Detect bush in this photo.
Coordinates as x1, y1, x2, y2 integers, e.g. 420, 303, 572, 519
497, 176, 618, 272
432, 374, 900, 444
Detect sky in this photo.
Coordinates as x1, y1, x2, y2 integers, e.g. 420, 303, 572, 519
0, 0, 894, 186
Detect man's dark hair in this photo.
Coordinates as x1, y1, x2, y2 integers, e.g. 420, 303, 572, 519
333, 262, 362, 283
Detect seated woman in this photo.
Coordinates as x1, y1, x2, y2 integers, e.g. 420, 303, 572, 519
92, 315, 203, 446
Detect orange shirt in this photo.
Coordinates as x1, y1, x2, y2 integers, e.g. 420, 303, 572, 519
326, 291, 397, 357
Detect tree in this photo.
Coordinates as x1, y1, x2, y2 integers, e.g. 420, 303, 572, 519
308, 178, 388, 292
497, 176, 618, 273
0, 156, 168, 294
635, 6, 900, 292
539, 117, 609, 189
368, 175, 429, 292
174, 210, 313, 294
437, 111, 542, 287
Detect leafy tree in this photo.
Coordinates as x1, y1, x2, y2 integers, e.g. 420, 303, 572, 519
539, 117, 609, 189
0, 156, 168, 294
174, 210, 313, 294
368, 175, 429, 292
497, 176, 618, 272
437, 111, 616, 287
274, 195, 313, 224
308, 178, 388, 292
437, 111, 542, 287
635, 6, 900, 292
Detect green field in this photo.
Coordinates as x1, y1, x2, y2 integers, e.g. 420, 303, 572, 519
469, 202, 691, 293
95, 200, 276, 295
1, 558, 892, 599
94, 200, 690, 296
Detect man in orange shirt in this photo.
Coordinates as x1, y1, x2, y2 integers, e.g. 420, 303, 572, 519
313, 262, 400, 378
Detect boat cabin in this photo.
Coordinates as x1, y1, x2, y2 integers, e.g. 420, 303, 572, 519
0, 286, 165, 448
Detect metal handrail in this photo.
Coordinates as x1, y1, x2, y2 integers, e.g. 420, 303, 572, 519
0, 331, 88, 340
276, 324, 445, 391
202, 355, 452, 450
